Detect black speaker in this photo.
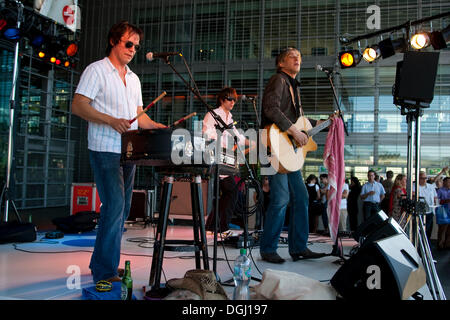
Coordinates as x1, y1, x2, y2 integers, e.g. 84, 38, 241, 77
331, 233, 426, 300
128, 190, 148, 221
393, 51, 440, 107
0, 222, 37, 244
353, 210, 388, 242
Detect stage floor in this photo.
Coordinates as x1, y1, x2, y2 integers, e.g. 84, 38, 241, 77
0, 221, 443, 300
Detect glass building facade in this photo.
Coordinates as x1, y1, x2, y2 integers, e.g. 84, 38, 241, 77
1, 0, 450, 208
0, 1, 79, 209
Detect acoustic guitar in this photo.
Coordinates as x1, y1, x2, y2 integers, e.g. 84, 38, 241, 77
262, 112, 338, 173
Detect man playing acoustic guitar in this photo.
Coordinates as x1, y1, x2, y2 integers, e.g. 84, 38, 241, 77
259, 47, 328, 263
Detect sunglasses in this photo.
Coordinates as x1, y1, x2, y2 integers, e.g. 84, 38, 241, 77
225, 96, 236, 102
121, 40, 141, 51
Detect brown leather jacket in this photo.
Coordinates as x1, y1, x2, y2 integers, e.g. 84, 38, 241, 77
261, 71, 316, 131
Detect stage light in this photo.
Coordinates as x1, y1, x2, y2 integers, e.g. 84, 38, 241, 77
38, 51, 45, 58
50, 57, 56, 63
55, 59, 61, 65
0, 19, 7, 31
3, 27, 20, 40
338, 49, 362, 68
411, 32, 431, 50
31, 34, 44, 47
65, 42, 78, 57
363, 45, 381, 62
378, 38, 407, 59
429, 25, 450, 50
64, 61, 70, 67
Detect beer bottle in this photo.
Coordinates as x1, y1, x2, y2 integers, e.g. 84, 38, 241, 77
121, 261, 133, 300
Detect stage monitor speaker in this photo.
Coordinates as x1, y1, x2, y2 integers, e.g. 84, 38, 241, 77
331, 233, 426, 300
361, 216, 407, 249
393, 51, 440, 107
353, 210, 388, 242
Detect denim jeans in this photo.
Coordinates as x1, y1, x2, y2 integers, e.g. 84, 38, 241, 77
88, 150, 136, 282
363, 202, 380, 221
260, 170, 309, 255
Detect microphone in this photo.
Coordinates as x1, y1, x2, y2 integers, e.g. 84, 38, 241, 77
146, 51, 180, 61
316, 64, 340, 75
241, 95, 257, 102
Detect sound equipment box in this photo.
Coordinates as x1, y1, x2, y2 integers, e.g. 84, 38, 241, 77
331, 228, 426, 300
128, 189, 149, 221
169, 180, 208, 218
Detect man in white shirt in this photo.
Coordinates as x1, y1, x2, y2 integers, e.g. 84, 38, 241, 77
71, 21, 165, 284
413, 171, 438, 240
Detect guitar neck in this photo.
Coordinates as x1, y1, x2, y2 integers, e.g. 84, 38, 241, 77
307, 119, 332, 137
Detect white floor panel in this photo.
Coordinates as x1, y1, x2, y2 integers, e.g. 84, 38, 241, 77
0, 223, 433, 300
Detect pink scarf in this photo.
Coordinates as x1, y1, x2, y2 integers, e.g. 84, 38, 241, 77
323, 117, 345, 243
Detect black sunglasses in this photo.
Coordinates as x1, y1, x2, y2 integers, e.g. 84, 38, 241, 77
122, 40, 141, 51
225, 96, 236, 102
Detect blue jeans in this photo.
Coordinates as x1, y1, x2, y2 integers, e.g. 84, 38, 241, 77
260, 170, 309, 255
88, 151, 136, 282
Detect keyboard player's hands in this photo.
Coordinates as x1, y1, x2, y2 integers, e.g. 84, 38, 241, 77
109, 117, 131, 134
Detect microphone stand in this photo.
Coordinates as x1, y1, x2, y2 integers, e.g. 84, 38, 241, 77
1, 0, 23, 223
324, 70, 349, 137
323, 70, 348, 263
161, 56, 231, 279
246, 98, 260, 128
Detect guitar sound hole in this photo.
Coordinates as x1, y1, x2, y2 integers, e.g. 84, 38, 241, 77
288, 135, 297, 151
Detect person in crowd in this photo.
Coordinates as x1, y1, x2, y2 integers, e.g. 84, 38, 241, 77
71, 21, 166, 283
339, 179, 349, 232
360, 170, 385, 221
437, 177, 450, 250
347, 176, 362, 231
305, 174, 321, 233
381, 170, 394, 213
319, 173, 331, 235
389, 174, 407, 226
413, 171, 438, 240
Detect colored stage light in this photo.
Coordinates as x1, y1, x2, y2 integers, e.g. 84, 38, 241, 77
64, 61, 70, 67
3, 27, 20, 40
66, 42, 78, 57
338, 50, 362, 68
411, 32, 431, 50
50, 57, 56, 63
0, 19, 7, 31
363, 45, 381, 62
38, 51, 45, 58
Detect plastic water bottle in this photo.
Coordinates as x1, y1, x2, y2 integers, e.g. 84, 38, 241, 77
233, 248, 251, 300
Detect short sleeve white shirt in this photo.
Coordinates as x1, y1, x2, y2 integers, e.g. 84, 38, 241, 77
75, 57, 143, 153
340, 183, 349, 209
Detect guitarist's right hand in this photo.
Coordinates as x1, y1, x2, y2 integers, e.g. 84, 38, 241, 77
287, 125, 308, 147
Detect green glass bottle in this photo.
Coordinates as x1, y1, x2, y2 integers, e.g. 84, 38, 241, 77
121, 261, 133, 300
